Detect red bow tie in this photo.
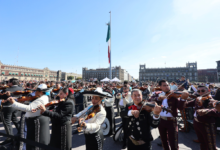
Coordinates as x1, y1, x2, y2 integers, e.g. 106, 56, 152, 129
128, 105, 140, 110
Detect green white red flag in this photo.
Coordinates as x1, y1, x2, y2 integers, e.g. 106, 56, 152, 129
106, 23, 111, 64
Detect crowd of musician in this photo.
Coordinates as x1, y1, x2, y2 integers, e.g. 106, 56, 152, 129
0, 75, 220, 150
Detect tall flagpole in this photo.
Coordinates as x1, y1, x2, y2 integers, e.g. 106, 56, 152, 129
109, 11, 112, 79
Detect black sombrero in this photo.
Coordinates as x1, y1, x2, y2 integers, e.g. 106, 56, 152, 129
81, 87, 112, 98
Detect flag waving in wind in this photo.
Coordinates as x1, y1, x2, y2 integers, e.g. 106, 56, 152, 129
106, 22, 111, 64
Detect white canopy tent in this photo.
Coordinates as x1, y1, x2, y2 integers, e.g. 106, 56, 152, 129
110, 77, 121, 82
100, 77, 110, 82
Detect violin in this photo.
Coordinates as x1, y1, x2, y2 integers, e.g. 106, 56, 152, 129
0, 86, 9, 90
165, 91, 197, 99
136, 102, 173, 113
73, 89, 81, 93
116, 85, 123, 89
139, 87, 147, 91
151, 87, 162, 92
17, 96, 39, 103
13, 90, 32, 95
52, 88, 60, 92
77, 105, 101, 132
0, 90, 32, 97
208, 100, 220, 108
85, 105, 100, 120
197, 95, 212, 107
44, 99, 65, 107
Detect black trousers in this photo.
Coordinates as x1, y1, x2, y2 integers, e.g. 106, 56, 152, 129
127, 138, 152, 150
105, 106, 115, 135
75, 104, 84, 128
25, 115, 50, 150
85, 129, 104, 150
2, 106, 20, 135
19, 112, 27, 150
75, 104, 83, 114
120, 106, 127, 145
50, 121, 72, 150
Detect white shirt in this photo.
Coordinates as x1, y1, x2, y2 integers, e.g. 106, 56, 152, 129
75, 104, 106, 134
118, 92, 133, 107
160, 98, 173, 117
119, 99, 124, 106
104, 97, 115, 107
158, 91, 186, 117
12, 95, 49, 118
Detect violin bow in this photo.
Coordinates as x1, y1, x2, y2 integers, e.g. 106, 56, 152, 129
187, 91, 211, 103
197, 91, 211, 102
153, 77, 159, 88
150, 77, 159, 92
163, 81, 187, 100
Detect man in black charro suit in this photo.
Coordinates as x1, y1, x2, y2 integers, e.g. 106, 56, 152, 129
120, 89, 161, 150
0, 78, 23, 145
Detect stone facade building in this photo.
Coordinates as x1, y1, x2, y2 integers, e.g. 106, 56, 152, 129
197, 69, 218, 82
217, 61, 220, 82
139, 62, 198, 82
0, 61, 61, 81
61, 72, 82, 81
82, 66, 132, 82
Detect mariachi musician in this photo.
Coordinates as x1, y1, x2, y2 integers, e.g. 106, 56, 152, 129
73, 82, 86, 134
116, 85, 133, 149
35, 87, 75, 150
6, 84, 50, 150
51, 82, 62, 99
185, 85, 219, 150
71, 87, 112, 150
0, 78, 23, 145
112, 82, 120, 116
149, 79, 188, 150
121, 89, 162, 150
142, 83, 150, 101
103, 87, 115, 135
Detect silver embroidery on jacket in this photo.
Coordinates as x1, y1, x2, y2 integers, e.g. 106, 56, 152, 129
19, 114, 25, 150
34, 119, 40, 150
95, 135, 102, 150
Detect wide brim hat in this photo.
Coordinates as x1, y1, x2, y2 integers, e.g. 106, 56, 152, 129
32, 84, 49, 92
81, 87, 112, 98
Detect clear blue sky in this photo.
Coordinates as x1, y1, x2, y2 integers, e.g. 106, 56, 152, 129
1, 0, 220, 79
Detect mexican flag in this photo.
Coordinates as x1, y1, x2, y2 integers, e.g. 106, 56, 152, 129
106, 23, 111, 64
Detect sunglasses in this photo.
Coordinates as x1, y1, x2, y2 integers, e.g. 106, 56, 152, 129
197, 90, 205, 93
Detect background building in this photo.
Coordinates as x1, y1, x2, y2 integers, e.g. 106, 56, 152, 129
61, 72, 82, 81
0, 61, 61, 81
217, 61, 220, 82
197, 69, 218, 82
82, 66, 132, 82
139, 62, 198, 82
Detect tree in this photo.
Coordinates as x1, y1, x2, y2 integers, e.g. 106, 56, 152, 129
76, 77, 82, 80
67, 76, 74, 80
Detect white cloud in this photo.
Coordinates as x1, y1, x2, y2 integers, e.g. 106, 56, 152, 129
151, 34, 161, 43
173, 0, 220, 18
161, 56, 167, 58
